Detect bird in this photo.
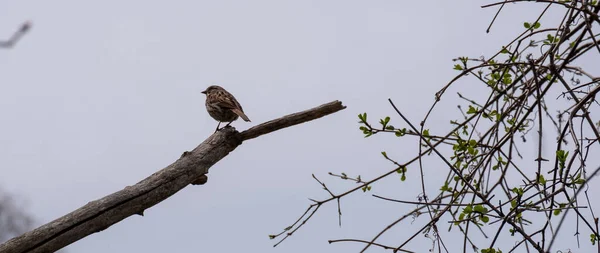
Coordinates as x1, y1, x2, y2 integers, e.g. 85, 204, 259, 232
201, 85, 251, 132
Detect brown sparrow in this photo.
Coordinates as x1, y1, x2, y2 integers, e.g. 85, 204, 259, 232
202, 85, 251, 132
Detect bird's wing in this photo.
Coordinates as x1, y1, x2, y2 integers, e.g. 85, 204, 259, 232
218, 94, 244, 112
215, 99, 238, 110
218, 95, 250, 122
231, 108, 251, 122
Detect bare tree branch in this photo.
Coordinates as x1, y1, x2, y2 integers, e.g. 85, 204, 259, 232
0, 22, 31, 48
0, 100, 345, 253
240, 101, 346, 141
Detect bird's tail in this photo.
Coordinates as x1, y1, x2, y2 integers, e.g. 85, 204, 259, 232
232, 109, 251, 122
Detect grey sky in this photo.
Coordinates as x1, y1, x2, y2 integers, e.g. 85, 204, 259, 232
1, 1, 598, 252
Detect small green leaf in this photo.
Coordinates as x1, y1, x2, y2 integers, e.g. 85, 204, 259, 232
480, 215, 489, 223
469, 139, 477, 147
507, 118, 515, 125
381, 151, 388, 158
453, 64, 463, 71
537, 174, 546, 185
474, 204, 487, 213
467, 105, 478, 114
556, 150, 568, 169
481, 248, 502, 253
361, 185, 372, 192
395, 128, 407, 137
523, 22, 531, 29
358, 113, 367, 122
511, 187, 524, 196
422, 129, 430, 137
553, 209, 561, 216
440, 181, 451, 192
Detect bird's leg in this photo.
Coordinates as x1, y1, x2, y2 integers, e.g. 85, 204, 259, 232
214, 122, 222, 132
224, 121, 233, 128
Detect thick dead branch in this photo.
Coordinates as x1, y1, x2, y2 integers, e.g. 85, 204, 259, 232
241, 100, 346, 140
0, 100, 345, 253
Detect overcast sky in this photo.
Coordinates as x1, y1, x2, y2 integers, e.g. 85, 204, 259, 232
1, 1, 598, 252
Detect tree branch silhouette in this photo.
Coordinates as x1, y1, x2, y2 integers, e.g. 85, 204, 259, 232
273, 1, 600, 252
0, 21, 31, 48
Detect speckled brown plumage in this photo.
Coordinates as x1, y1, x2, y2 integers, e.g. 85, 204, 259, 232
201, 85, 250, 132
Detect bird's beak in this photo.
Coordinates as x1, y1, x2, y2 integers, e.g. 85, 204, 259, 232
201, 90, 207, 94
